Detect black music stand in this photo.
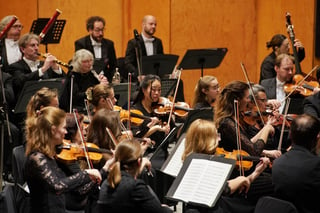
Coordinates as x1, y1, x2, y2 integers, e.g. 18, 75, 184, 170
142, 54, 179, 79
179, 48, 228, 77
14, 78, 65, 114
30, 18, 66, 53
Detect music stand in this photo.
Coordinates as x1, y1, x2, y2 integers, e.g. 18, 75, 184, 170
14, 78, 65, 114
142, 54, 179, 79
30, 18, 66, 53
179, 48, 228, 77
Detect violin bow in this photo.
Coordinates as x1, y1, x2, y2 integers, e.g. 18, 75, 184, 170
280, 65, 319, 103
69, 74, 74, 113
106, 98, 131, 140
84, 99, 92, 123
105, 127, 118, 148
277, 98, 291, 151
234, 100, 244, 176
240, 62, 265, 125
127, 72, 132, 130
167, 67, 182, 125
73, 109, 93, 169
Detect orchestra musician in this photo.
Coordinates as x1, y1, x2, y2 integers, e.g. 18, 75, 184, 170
86, 84, 117, 113
246, 84, 289, 151
98, 140, 172, 213
59, 49, 108, 113
182, 119, 271, 213
260, 53, 305, 115
214, 80, 280, 159
7, 33, 65, 107
272, 114, 320, 213
74, 16, 117, 83
192, 75, 220, 110
0, 15, 23, 72
24, 106, 102, 213
260, 34, 305, 83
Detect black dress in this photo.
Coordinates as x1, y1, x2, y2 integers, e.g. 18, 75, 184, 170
25, 151, 95, 213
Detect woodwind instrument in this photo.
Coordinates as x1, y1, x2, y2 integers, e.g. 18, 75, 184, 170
37, 52, 72, 69
0, 16, 17, 40
39, 9, 61, 42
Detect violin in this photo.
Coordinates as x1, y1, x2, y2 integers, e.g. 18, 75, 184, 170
56, 140, 113, 164
113, 105, 151, 126
284, 74, 319, 97
153, 97, 191, 117
243, 106, 295, 128
215, 147, 260, 171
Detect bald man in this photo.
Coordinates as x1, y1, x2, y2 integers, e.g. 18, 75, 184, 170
124, 15, 164, 82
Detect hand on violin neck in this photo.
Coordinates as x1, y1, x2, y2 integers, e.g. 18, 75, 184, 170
262, 149, 282, 159
146, 117, 160, 128
102, 156, 115, 172
266, 99, 281, 111
140, 137, 155, 154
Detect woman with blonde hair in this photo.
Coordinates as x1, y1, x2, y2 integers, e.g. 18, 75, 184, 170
86, 83, 117, 113
192, 75, 220, 109
182, 119, 271, 213
98, 140, 172, 213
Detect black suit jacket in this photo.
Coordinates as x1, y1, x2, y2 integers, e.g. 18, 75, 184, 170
124, 35, 164, 81
303, 92, 320, 120
74, 35, 117, 83
0, 40, 10, 73
260, 77, 277, 99
272, 145, 320, 213
7, 59, 65, 104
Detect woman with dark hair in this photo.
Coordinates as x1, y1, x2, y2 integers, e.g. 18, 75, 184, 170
98, 140, 172, 213
260, 34, 305, 82
214, 81, 277, 158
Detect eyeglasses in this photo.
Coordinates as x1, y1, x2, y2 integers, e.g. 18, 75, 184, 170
12, 24, 23, 30
257, 98, 267, 103
93, 28, 105, 33
210, 84, 220, 90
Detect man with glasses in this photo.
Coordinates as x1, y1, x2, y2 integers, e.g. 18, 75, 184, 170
0, 15, 23, 73
260, 34, 305, 83
75, 16, 117, 83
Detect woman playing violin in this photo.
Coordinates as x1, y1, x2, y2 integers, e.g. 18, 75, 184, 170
131, 75, 170, 159
246, 84, 290, 153
86, 84, 117, 113
182, 119, 271, 212
24, 106, 102, 213
215, 81, 280, 159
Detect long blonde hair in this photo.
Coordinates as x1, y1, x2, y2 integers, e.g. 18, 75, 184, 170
108, 140, 141, 188
25, 106, 66, 157
192, 75, 217, 107
182, 119, 219, 161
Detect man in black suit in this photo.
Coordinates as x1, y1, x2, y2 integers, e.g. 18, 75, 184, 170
0, 15, 23, 73
75, 16, 117, 83
7, 33, 65, 106
124, 15, 164, 82
260, 53, 304, 114
272, 114, 320, 213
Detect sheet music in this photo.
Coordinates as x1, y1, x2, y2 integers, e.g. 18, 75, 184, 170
162, 138, 185, 177
172, 158, 232, 207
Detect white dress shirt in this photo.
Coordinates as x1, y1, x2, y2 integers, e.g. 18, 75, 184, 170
141, 34, 154, 56
5, 39, 22, 65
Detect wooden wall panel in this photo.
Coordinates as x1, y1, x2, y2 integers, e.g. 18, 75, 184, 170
170, 0, 257, 104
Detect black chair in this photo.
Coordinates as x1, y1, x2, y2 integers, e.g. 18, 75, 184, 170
254, 196, 298, 213
12, 145, 30, 213
0, 185, 17, 213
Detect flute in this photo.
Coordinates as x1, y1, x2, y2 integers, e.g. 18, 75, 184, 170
37, 52, 72, 69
